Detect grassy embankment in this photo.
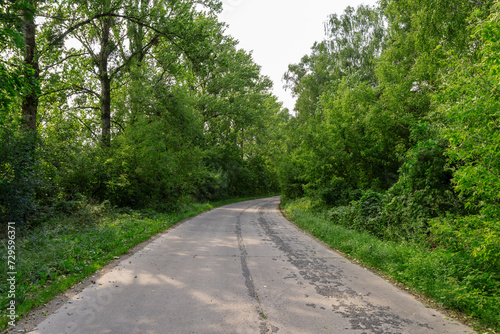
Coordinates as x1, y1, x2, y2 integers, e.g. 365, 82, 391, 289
281, 198, 499, 334
0, 196, 267, 329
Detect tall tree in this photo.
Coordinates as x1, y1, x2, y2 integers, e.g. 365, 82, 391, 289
21, 0, 38, 132
433, 0, 500, 268
280, 5, 388, 201
284, 5, 385, 121
52, 0, 221, 146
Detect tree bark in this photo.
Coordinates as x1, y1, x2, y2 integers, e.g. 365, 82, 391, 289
21, 2, 39, 133
99, 17, 112, 147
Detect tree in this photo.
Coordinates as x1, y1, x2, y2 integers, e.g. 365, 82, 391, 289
1, 0, 283, 222
0, 0, 40, 226
280, 5, 388, 203
45, 0, 221, 146
432, 0, 500, 269
21, 0, 38, 132
284, 5, 385, 122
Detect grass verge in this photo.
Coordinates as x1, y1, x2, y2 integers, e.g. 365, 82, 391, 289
281, 198, 499, 334
0, 196, 268, 330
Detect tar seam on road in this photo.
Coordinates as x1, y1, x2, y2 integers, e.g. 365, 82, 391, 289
256, 200, 433, 334
235, 201, 279, 334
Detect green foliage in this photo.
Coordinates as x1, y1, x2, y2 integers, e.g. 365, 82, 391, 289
284, 4, 385, 120
429, 0, 500, 276
280, 5, 401, 210
380, 123, 464, 242
0, 0, 282, 227
0, 122, 39, 227
432, 215, 500, 271
3, 0, 500, 329
278, 156, 306, 200
279, 0, 496, 242
0, 0, 30, 109
327, 189, 385, 237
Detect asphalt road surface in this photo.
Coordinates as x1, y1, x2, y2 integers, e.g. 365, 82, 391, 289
32, 197, 475, 334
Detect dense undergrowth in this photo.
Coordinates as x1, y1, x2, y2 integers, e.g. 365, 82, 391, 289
282, 197, 499, 334
0, 196, 267, 329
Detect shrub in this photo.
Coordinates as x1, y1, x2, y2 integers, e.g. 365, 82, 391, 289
0, 124, 39, 227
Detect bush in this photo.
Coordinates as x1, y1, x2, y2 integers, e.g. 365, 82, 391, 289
278, 159, 306, 200
378, 128, 464, 242
194, 168, 229, 201
431, 215, 500, 272
327, 205, 353, 226
327, 190, 386, 237
318, 178, 357, 206
0, 124, 39, 227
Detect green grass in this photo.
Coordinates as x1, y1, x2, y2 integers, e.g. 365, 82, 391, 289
0, 196, 268, 329
281, 198, 499, 334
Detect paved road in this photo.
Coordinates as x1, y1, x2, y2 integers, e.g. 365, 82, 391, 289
33, 197, 475, 334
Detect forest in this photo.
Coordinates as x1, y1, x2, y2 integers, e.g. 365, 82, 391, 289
1, 0, 285, 223
1, 0, 499, 331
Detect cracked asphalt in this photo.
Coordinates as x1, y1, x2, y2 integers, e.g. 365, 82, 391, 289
31, 197, 476, 334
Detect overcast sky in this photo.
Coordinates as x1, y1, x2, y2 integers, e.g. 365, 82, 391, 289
217, 0, 380, 112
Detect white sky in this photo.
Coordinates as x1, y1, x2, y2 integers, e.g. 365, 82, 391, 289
218, 0, 380, 112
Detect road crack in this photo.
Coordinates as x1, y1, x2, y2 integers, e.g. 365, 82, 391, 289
257, 201, 432, 334
236, 202, 279, 334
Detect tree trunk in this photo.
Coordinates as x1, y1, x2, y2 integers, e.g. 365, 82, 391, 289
99, 17, 112, 147
21, 3, 39, 133
100, 75, 112, 147
128, 0, 147, 126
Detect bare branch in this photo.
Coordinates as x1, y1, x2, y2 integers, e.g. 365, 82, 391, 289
67, 110, 100, 142
73, 33, 98, 62
49, 12, 116, 47
36, 14, 67, 20
72, 106, 100, 111
40, 85, 100, 98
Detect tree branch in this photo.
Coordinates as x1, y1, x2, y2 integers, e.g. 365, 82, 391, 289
67, 110, 99, 142
72, 85, 101, 98
42, 52, 87, 72
40, 85, 100, 99
110, 33, 160, 79
112, 119, 125, 132
72, 106, 100, 111
49, 12, 116, 47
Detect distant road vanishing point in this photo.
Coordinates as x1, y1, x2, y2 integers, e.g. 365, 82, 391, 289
32, 197, 475, 334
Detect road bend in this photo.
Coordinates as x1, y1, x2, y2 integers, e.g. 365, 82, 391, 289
32, 197, 475, 334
